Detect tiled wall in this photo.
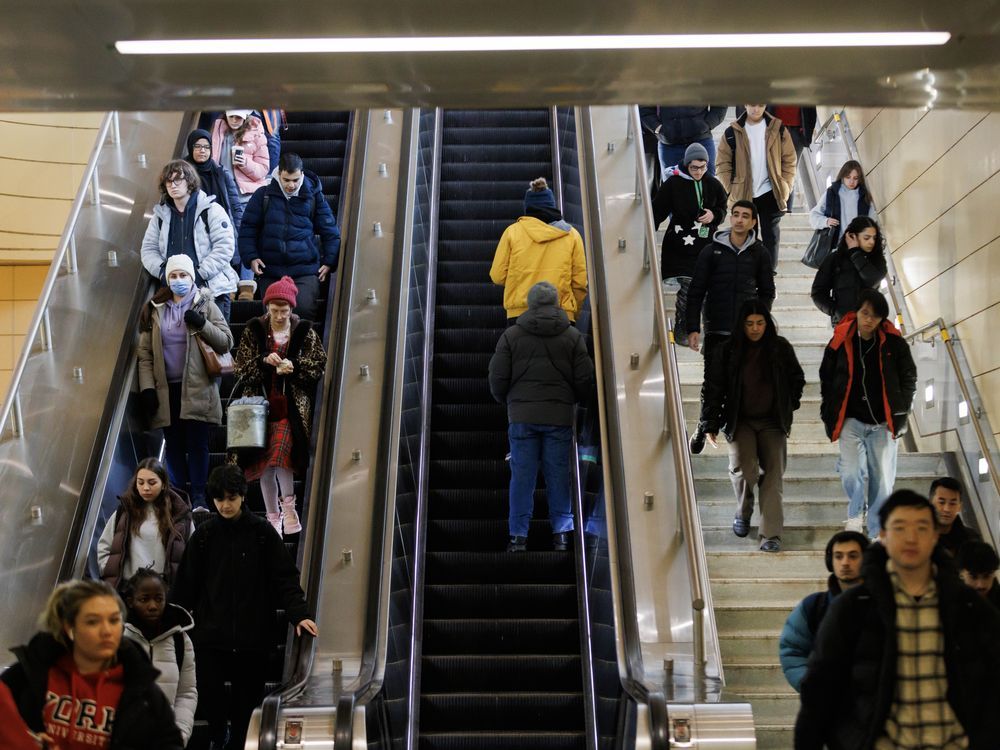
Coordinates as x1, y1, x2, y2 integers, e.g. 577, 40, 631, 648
845, 107, 1000, 439
0, 113, 102, 398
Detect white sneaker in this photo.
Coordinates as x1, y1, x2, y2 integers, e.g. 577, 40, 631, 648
844, 516, 864, 533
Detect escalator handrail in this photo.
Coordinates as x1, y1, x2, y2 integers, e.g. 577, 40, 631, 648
574, 105, 669, 750
627, 105, 710, 665
257, 110, 367, 750
0, 112, 115, 438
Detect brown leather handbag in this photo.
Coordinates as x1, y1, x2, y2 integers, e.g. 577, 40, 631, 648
195, 334, 234, 377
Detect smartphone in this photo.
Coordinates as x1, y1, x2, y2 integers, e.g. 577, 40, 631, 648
233, 145, 245, 162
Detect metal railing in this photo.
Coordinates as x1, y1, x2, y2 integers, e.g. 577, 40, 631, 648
0, 112, 116, 439
627, 105, 709, 679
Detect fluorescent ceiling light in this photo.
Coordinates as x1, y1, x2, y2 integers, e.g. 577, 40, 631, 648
116, 32, 950, 55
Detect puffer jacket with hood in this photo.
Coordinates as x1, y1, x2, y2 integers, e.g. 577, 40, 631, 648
124, 604, 197, 744
1, 633, 183, 750
488, 302, 594, 426
210, 115, 270, 195
685, 228, 776, 336
137, 287, 234, 428
238, 168, 341, 278
490, 216, 588, 321
140, 189, 239, 296
716, 110, 797, 208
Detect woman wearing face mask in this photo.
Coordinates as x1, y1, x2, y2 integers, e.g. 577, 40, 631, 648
0, 580, 184, 750
231, 276, 326, 537
809, 160, 877, 245
695, 299, 805, 553
140, 159, 239, 320
97, 458, 192, 592
810, 216, 888, 325
210, 110, 270, 206
138, 255, 233, 511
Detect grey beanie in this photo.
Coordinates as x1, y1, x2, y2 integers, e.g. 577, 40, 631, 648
527, 281, 559, 309
683, 142, 710, 166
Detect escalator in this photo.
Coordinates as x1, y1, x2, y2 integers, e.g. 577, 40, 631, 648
419, 109, 587, 750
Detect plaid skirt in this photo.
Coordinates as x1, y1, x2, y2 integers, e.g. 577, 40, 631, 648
245, 418, 295, 479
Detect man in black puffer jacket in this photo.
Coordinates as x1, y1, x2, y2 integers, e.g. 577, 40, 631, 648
489, 281, 594, 552
796, 490, 1000, 749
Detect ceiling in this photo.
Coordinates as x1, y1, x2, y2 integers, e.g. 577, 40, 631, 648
2, 0, 1000, 111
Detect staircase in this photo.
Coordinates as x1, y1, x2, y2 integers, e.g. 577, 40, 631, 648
670, 207, 946, 748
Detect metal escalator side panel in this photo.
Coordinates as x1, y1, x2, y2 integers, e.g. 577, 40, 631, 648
0, 112, 189, 656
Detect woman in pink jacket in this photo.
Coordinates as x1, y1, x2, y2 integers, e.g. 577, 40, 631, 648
210, 110, 270, 206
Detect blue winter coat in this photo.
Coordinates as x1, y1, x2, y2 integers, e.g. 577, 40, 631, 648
779, 576, 842, 693
238, 170, 341, 277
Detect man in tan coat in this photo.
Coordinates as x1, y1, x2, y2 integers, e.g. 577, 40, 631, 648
717, 105, 797, 273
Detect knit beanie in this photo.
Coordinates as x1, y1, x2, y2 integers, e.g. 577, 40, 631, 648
683, 142, 710, 167
165, 254, 195, 280
263, 276, 299, 307
523, 177, 557, 212
527, 281, 559, 309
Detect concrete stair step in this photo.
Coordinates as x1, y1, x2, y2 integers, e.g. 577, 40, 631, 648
699, 499, 852, 525
712, 578, 826, 605
716, 605, 793, 633
719, 633, 783, 663
753, 726, 795, 750
692, 452, 946, 476
708, 550, 825, 578
701, 523, 844, 550
722, 662, 790, 691
737, 692, 800, 724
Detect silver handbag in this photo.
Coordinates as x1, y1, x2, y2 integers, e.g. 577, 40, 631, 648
227, 379, 269, 450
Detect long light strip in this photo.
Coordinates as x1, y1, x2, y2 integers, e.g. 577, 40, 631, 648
115, 32, 950, 55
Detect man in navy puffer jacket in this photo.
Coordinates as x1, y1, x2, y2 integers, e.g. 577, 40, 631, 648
239, 151, 341, 321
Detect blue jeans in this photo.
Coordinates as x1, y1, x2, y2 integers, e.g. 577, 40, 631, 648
837, 418, 898, 535
163, 382, 212, 507
658, 136, 717, 179
508, 423, 575, 537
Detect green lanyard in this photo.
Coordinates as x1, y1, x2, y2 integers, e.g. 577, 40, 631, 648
694, 179, 703, 212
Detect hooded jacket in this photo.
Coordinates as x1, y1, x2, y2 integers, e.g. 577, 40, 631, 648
488, 303, 594, 426
210, 115, 270, 195
795, 544, 1000, 749
818, 312, 917, 441
140, 190, 240, 297
685, 229, 776, 335
1, 633, 183, 750
490, 216, 588, 321
651, 166, 729, 279
780, 575, 845, 693
716, 111, 797, 207
639, 106, 728, 145
123, 604, 197, 744
698, 332, 804, 440
170, 510, 312, 652
137, 287, 234, 428
237, 168, 341, 278
97, 489, 192, 589
810, 246, 888, 324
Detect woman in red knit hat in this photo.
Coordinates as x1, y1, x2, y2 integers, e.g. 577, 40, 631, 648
231, 276, 326, 536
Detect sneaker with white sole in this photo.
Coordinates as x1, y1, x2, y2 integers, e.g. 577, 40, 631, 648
844, 515, 865, 533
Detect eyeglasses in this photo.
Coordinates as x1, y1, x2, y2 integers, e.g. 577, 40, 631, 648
166, 177, 187, 187
688, 163, 708, 172
192, 144, 211, 151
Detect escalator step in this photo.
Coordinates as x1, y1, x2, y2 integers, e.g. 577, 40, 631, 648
429, 489, 547, 521
434, 329, 505, 355
438, 200, 524, 222
438, 219, 519, 241
441, 126, 550, 146
421, 655, 582, 692
443, 110, 549, 128
436, 260, 494, 283
420, 692, 584, 731
430, 431, 507, 458
441, 163, 556, 183
434, 282, 503, 306
431, 378, 492, 404
422, 618, 579, 655
423, 584, 577, 618
429, 459, 507, 489
425, 551, 572, 584
435, 305, 506, 329
419, 732, 585, 750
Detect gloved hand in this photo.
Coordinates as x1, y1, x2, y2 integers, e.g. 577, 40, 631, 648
184, 309, 206, 329
140, 389, 159, 416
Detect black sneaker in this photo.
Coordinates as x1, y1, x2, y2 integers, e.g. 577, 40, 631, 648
552, 532, 569, 551
732, 517, 751, 538
506, 535, 527, 552
689, 428, 706, 455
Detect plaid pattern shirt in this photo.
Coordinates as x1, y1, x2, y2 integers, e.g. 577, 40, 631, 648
874, 561, 968, 749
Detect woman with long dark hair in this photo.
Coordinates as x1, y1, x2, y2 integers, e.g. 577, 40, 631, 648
810, 215, 888, 325
696, 299, 805, 552
97, 458, 192, 591
809, 159, 877, 244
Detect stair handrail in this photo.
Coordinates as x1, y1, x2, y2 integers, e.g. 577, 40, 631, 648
627, 104, 711, 677
0, 112, 116, 439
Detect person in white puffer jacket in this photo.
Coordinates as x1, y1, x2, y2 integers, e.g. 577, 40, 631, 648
123, 569, 198, 745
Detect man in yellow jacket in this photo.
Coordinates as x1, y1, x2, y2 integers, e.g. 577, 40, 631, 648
490, 178, 588, 324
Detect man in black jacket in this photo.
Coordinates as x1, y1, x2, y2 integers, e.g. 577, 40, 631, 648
639, 105, 728, 177
796, 490, 1000, 749
957, 540, 1000, 610
489, 281, 594, 552
819, 289, 917, 536
172, 465, 317, 750
930, 476, 981, 557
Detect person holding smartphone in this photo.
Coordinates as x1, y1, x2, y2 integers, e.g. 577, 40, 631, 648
210, 110, 270, 207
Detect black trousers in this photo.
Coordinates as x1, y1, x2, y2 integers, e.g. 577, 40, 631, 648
753, 191, 783, 273
195, 646, 268, 750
